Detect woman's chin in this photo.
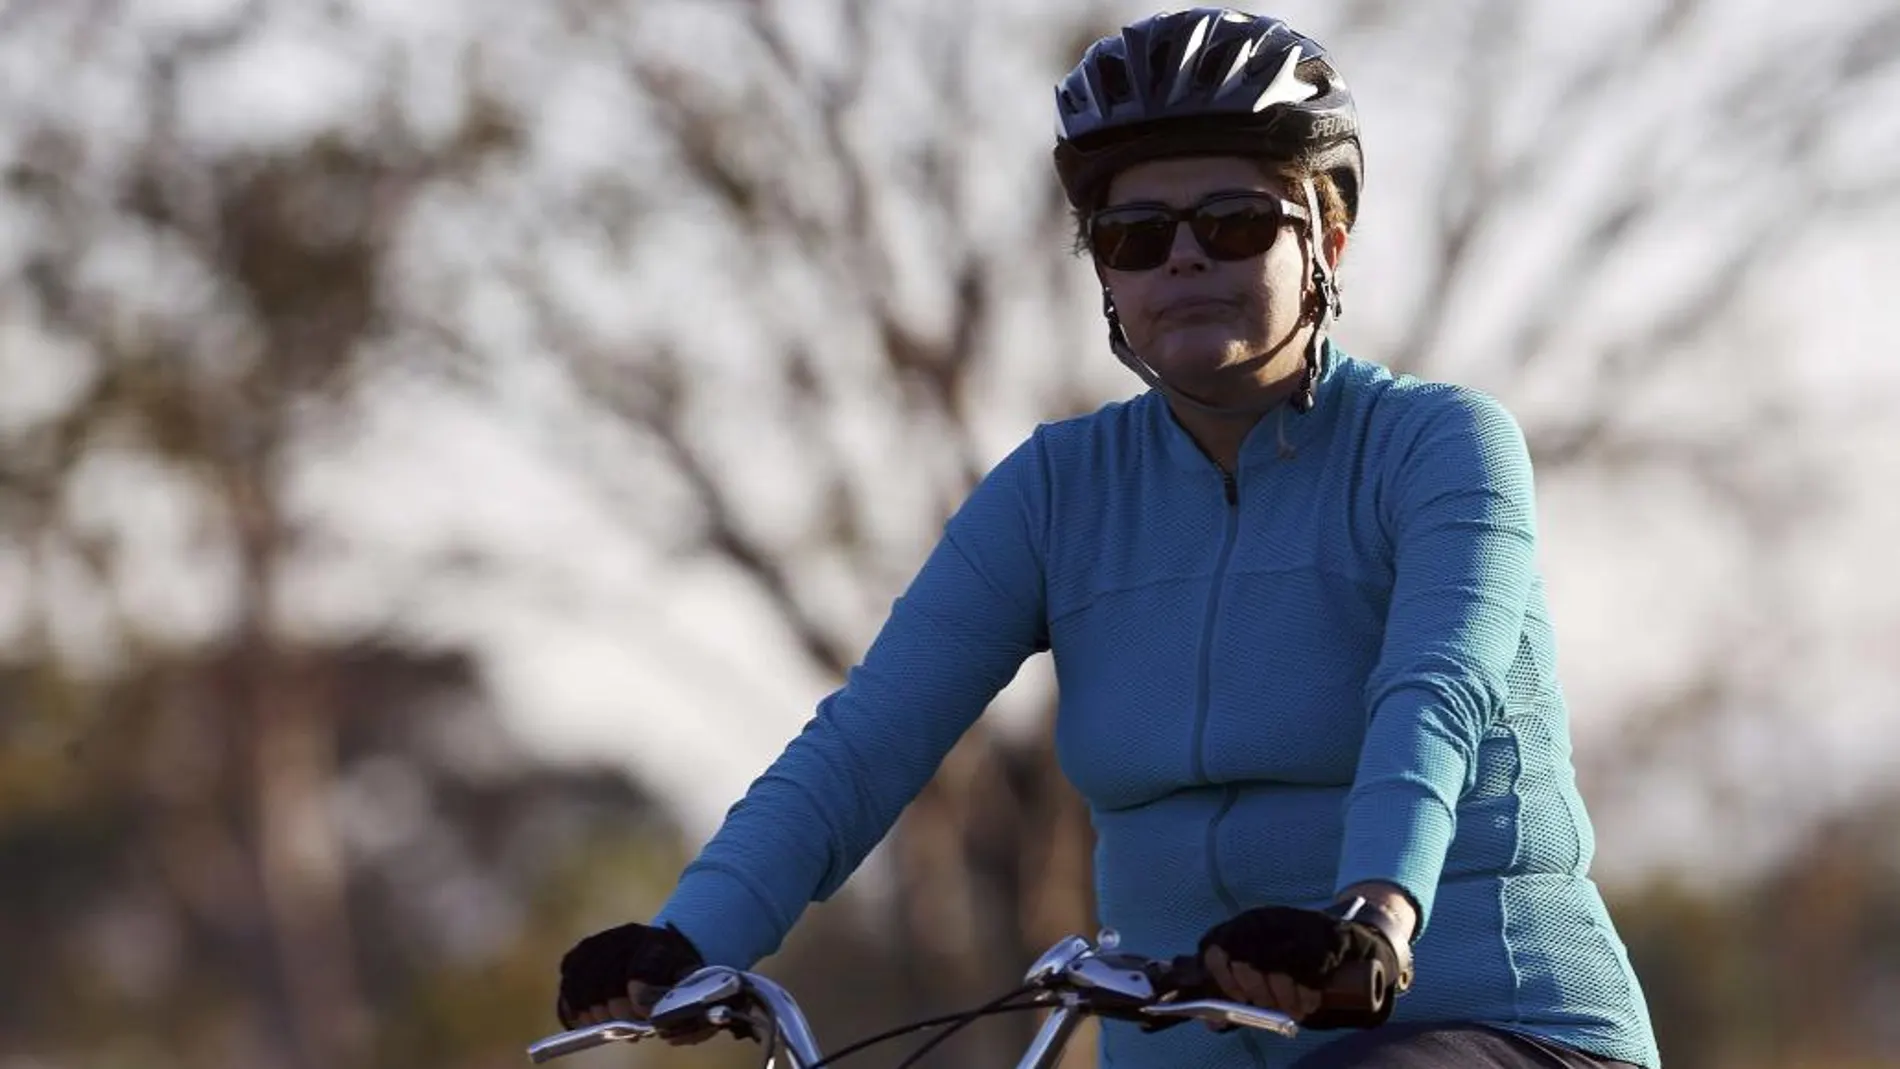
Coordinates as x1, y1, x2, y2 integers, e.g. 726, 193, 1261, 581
1150, 336, 1256, 390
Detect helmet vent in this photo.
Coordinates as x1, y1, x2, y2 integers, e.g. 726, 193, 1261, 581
1197, 35, 1247, 94
1098, 54, 1132, 106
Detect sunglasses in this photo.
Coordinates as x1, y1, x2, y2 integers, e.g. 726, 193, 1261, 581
1087, 192, 1309, 272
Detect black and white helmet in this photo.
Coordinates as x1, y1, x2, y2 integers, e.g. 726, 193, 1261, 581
1052, 8, 1362, 224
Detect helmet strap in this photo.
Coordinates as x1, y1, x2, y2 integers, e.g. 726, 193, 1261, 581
1294, 174, 1339, 415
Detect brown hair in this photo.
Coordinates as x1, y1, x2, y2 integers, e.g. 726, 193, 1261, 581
1294, 169, 1353, 239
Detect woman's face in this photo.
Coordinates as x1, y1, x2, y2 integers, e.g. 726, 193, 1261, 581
1095, 156, 1326, 407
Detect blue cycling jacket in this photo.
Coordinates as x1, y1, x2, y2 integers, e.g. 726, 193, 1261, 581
654, 346, 1661, 1068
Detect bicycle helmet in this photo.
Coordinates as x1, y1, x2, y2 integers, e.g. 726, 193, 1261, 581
1054, 8, 1361, 223
1053, 9, 1362, 417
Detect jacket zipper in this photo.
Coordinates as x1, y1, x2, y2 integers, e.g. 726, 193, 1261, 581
1205, 785, 1244, 915
1190, 470, 1238, 783
1197, 470, 1261, 1067
1193, 469, 1244, 909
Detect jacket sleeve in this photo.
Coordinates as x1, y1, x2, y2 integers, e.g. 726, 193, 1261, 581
652, 431, 1052, 967
1333, 388, 1539, 933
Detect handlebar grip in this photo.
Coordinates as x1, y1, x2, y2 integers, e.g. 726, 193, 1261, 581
1319, 960, 1385, 1014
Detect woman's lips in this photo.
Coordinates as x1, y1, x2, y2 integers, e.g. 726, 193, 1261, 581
1156, 296, 1237, 323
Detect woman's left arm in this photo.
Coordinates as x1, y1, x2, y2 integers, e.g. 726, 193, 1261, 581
1333, 387, 1540, 939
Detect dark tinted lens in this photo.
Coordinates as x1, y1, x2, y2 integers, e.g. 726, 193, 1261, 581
1089, 207, 1178, 271
1089, 194, 1288, 271
1190, 195, 1285, 261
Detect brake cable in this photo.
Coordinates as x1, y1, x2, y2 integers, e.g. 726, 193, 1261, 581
805, 983, 1043, 1069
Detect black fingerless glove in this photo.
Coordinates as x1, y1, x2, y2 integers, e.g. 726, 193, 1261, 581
1198, 898, 1413, 1030
556, 921, 705, 1027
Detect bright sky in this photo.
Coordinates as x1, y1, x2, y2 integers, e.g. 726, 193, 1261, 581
4, 0, 1899, 891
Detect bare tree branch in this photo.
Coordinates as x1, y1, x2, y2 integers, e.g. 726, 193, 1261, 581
525, 287, 863, 676
1385, 0, 1520, 374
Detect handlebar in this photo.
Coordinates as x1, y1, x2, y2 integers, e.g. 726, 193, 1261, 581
527, 930, 1394, 1069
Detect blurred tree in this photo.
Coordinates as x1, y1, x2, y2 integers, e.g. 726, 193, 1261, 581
1610, 791, 1900, 1068
0, 8, 663, 1069
1, 54, 514, 1069
0, 645, 687, 1069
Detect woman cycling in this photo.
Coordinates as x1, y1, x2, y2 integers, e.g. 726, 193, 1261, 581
556, 9, 1661, 1068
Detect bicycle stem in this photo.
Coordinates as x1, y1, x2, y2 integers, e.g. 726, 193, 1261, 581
1014, 998, 1085, 1069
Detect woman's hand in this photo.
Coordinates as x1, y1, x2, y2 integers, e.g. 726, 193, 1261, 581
1197, 885, 1415, 1029
555, 921, 720, 1044
1202, 942, 1325, 1021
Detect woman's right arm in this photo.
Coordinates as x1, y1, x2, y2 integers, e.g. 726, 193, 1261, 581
650, 430, 1054, 968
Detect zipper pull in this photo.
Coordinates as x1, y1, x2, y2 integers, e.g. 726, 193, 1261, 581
1222, 471, 1237, 505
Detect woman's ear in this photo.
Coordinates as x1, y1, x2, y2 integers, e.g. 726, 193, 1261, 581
1324, 223, 1350, 273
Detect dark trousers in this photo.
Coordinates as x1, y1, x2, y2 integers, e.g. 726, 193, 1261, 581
1289, 1023, 1646, 1069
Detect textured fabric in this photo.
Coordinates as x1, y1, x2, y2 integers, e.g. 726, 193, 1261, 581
1289, 1022, 1644, 1069
652, 346, 1661, 1069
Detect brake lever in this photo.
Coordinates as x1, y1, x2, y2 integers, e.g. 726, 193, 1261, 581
1149, 952, 1388, 1015
1140, 999, 1299, 1037
527, 1021, 658, 1064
